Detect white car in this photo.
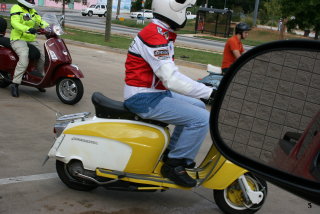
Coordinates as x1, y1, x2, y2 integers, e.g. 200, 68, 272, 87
186, 11, 196, 20
82, 4, 107, 17
130, 9, 154, 19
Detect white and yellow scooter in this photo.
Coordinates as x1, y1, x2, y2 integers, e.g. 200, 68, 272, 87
47, 92, 268, 214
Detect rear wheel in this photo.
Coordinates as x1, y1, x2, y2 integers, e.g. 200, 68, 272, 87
0, 71, 11, 88
56, 160, 98, 191
213, 173, 267, 214
56, 78, 83, 105
104, 12, 107, 17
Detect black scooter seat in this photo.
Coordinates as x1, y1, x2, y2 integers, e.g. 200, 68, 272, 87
0, 37, 40, 60
91, 92, 168, 127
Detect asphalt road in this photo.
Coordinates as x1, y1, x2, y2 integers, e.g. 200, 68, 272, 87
0, 40, 319, 214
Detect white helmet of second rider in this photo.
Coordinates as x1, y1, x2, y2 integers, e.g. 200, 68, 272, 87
18, 0, 35, 9
152, 0, 196, 27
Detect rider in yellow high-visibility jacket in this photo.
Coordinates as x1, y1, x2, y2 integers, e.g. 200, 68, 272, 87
10, 0, 48, 97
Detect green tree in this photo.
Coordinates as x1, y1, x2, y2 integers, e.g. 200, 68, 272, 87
280, 0, 320, 39
261, 0, 282, 26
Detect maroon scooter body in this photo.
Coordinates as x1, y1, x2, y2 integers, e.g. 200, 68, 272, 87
0, 29, 84, 88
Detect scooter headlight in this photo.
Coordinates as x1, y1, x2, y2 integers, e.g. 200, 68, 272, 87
53, 24, 64, 36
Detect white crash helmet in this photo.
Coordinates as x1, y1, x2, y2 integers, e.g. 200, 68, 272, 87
18, 0, 35, 9
152, 0, 196, 30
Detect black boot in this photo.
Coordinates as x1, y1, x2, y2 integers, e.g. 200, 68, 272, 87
10, 83, 19, 97
161, 158, 197, 187
162, 150, 196, 168
162, 149, 170, 162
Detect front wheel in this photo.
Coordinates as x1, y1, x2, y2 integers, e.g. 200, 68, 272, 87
213, 173, 268, 214
56, 78, 83, 105
88, 11, 93, 17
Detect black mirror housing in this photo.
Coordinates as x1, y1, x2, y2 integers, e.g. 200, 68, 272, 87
210, 39, 320, 204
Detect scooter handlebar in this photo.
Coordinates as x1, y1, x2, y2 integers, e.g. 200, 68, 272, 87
36, 28, 47, 35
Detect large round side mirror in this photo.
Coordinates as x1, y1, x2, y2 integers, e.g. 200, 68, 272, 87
210, 40, 320, 204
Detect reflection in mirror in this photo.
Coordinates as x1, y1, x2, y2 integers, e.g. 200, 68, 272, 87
218, 49, 320, 182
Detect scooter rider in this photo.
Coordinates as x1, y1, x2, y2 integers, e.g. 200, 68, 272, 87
10, 0, 48, 97
124, 0, 215, 187
221, 22, 251, 75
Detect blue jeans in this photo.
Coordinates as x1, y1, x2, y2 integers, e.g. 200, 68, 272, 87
125, 91, 209, 163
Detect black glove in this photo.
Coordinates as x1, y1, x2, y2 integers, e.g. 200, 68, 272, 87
28, 28, 37, 34
201, 89, 216, 105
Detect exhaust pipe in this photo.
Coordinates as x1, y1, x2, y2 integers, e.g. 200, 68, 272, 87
74, 171, 120, 185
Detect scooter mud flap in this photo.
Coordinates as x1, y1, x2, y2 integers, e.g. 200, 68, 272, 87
201, 160, 248, 189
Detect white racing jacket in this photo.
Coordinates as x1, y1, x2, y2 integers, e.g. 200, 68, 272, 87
124, 19, 212, 100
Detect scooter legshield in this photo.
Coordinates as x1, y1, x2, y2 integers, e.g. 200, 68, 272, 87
202, 159, 248, 189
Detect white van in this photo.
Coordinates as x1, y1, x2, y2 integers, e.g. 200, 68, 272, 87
81, 4, 107, 17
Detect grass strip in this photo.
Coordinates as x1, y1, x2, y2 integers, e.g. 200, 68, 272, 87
195, 28, 307, 47
63, 27, 222, 66
195, 35, 263, 46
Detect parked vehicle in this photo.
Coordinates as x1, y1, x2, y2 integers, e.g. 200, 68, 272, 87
130, 9, 153, 19
186, 11, 196, 19
82, 4, 107, 17
272, 110, 320, 182
0, 13, 84, 105
45, 91, 268, 214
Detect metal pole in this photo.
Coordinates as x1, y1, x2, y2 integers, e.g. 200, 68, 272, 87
61, 0, 65, 28
105, 0, 113, 41
253, 0, 260, 26
116, 0, 121, 20
142, 0, 145, 25
224, 0, 227, 9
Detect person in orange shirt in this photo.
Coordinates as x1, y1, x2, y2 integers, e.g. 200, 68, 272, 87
221, 22, 251, 75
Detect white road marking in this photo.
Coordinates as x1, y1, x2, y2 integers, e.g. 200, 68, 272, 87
0, 173, 58, 185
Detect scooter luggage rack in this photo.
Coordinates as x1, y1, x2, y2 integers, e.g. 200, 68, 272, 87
56, 112, 91, 122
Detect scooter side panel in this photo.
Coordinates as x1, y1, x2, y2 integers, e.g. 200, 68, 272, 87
0, 47, 17, 71
201, 160, 248, 189
49, 134, 132, 171
62, 120, 168, 174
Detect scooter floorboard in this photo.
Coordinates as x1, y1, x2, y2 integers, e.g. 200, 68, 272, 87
96, 168, 193, 190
